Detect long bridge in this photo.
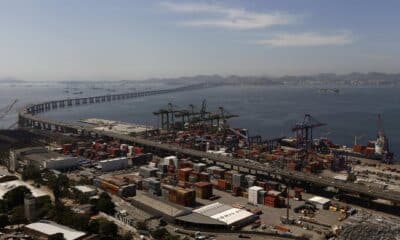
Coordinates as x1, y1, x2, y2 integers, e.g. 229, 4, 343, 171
17, 83, 400, 204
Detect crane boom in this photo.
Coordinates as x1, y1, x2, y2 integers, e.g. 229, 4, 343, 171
0, 99, 18, 119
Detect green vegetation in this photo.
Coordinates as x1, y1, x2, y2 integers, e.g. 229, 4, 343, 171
0, 214, 9, 229
3, 186, 31, 210
48, 233, 66, 240
151, 228, 181, 240
48, 174, 70, 202
9, 206, 26, 225
96, 192, 116, 215
21, 164, 41, 182
88, 218, 131, 240
50, 203, 90, 231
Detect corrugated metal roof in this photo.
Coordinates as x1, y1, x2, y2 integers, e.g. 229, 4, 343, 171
25, 221, 86, 240
211, 207, 254, 225
308, 196, 331, 204
193, 202, 255, 226
193, 202, 231, 217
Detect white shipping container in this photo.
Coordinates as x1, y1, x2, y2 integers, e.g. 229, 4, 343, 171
248, 186, 263, 205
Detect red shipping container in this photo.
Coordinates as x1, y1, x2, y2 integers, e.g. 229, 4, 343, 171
179, 168, 193, 182
134, 147, 143, 155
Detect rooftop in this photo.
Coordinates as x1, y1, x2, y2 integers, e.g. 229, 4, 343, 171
132, 193, 191, 217
308, 196, 331, 204
25, 220, 86, 240
193, 202, 255, 226
73, 185, 96, 194
24, 151, 61, 162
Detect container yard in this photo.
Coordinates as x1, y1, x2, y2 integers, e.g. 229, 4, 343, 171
11, 101, 400, 239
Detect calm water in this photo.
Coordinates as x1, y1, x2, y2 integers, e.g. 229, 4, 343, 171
1, 83, 399, 155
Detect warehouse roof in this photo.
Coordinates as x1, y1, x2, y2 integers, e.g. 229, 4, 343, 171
308, 196, 331, 205
193, 202, 255, 226
176, 212, 226, 226
212, 207, 254, 225
25, 220, 86, 240
0, 180, 48, 199
132, 193, 191, 217
24, 151, 61, 162
193, 202, 231, 217
73, 185, 96, 194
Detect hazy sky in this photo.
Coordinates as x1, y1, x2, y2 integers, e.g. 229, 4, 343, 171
1, 0, 400, 81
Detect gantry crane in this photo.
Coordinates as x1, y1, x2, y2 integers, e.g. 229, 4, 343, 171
153, 102, 181, 130
0, 99, 18, 120
0, 99, 18, 129
292, 114, 326, 151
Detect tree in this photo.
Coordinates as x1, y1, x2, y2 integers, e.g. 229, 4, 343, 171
151, 228, 180, 240
0, 200, 7, 214
21, 164, 41, 182
48, 233, 66, 240
49, 174, 70, 202
98, 219, 118, 237
71, 214, 90, 231
151, 228, 169, 240
119, 232, 133, 240
88, 219, 100, 234
3, 186, 31, 210
0, 214, 9, 229
9, 206, 26, 224
96, 192, 115, 215
136, 220, 148, 230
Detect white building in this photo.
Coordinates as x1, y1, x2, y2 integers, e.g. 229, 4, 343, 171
248, 186, 263, 205
99, 157, 128, 172
307, 196, 331, 210
24, 220, 86, 240
73, 185, 97, 196
193, 202, 256, 227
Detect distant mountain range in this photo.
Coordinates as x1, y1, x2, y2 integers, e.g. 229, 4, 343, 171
6, 72, 400, 86
153, 72, 400, 87
0, 77, 25, 83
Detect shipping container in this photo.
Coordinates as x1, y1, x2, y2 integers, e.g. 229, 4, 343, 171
194, 182, 213, 199
248, 186, 263, 205
139, 166, 158, 178
179, 168, 193, 182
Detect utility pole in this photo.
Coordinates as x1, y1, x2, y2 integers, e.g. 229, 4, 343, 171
286, 183, 290, 222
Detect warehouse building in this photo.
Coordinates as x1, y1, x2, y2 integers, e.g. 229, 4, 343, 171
24, 220, 87, 240
307, 196, 331, 210
73, 185, 97, 197
191, 202, 257, 228
131, 193, 191, 222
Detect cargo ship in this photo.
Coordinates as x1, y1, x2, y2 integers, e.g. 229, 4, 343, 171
336, 115, 394, 163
